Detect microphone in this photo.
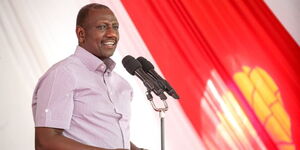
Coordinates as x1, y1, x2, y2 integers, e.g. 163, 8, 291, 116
137, 57, 179, 99
122, 55, 167, 100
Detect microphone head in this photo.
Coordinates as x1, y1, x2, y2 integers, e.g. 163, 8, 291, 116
137, 57, 154, 71
122, 55, 142, 75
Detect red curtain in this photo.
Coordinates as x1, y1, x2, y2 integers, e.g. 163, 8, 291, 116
121, 0, 300, 149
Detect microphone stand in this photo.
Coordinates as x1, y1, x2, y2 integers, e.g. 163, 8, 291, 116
145, 91, 168, 150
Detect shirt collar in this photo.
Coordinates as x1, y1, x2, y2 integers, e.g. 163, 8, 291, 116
74, 46, 116, 73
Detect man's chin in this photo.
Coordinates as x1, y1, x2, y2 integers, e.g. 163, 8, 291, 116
99, 52, 115, 60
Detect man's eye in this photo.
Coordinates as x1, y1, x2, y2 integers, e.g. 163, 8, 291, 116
97, 25, 107, 30
113, 25, 119, 30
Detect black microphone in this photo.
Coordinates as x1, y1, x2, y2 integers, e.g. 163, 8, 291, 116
137, 57, 179, 99
122, 55, 167, 100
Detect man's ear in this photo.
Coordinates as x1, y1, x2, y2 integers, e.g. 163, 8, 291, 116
76, 26, 85, 44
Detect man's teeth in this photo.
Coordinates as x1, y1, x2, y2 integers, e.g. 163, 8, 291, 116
103, 41, 115, 45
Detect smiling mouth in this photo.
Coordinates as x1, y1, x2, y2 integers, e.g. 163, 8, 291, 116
102, 40, 117, 48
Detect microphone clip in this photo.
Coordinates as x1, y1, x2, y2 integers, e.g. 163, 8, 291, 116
145, 90, 168, 112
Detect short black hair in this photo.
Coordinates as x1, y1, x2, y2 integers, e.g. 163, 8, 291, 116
76, 3, 109, 27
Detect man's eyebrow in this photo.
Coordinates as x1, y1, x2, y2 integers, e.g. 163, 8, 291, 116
97, 22, 119, 24
97, 20, 118, 23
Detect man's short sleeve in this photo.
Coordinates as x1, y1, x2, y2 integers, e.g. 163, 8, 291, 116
33, 66, 76, 129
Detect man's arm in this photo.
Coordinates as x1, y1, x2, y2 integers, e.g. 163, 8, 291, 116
130, 142, 148, 150
35, 127, 127, 150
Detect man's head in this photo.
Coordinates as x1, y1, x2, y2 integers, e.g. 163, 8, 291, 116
76, 3, 119, 60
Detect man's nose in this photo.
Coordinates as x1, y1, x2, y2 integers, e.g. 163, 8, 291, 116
105, 27, 118, 38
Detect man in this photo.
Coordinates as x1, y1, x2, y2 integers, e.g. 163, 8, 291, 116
32, 3, 145, 150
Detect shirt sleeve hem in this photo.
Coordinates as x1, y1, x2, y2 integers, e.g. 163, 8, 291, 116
35, 121, 70, 130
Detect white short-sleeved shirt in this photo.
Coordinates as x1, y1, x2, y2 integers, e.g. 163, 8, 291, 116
32, 46, 133, 149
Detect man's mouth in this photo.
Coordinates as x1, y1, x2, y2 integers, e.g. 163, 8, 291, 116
102, 40, 116, 48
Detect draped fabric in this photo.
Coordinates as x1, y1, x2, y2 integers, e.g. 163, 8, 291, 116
121, 0, 300, 150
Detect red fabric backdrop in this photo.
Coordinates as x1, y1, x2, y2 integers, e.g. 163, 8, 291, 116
121, 0, 300, 149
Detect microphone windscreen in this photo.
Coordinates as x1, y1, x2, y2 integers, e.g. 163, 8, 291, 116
137, 57, 154, 71
122, 55, 142, 75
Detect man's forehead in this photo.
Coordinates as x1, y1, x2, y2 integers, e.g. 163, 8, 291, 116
88, 8, 118, 22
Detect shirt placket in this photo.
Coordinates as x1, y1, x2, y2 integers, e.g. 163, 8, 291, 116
102, 71, 126, 148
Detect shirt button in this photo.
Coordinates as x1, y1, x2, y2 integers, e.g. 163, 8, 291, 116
100, 65, 106, 71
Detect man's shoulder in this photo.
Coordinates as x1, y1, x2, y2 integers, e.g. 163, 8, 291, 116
48, 55, 83, 73
38, 55, 83, 80
33, 55, 80, 95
